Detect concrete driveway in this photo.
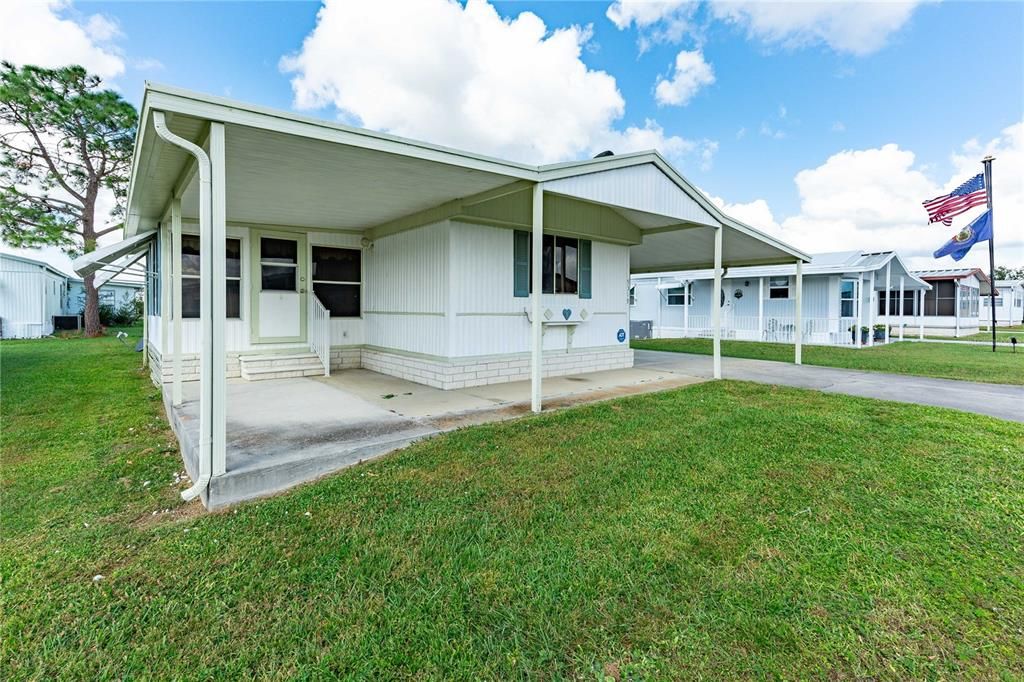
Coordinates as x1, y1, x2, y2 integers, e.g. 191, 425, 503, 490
634, 349, 1024, 423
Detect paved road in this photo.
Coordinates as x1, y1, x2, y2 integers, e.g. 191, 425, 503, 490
634, 349, 1024, 423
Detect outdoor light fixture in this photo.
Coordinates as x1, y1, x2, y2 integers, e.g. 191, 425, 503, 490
1011, 337, 1018, 353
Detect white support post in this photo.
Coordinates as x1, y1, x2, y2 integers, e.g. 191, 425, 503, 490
171, 198, 183, 407
954, 282, 961, 337
530, 183, 543, 413
898, 276, 905, 341
683, 281, 690, 336
160, 226, 170, 377
711, 227, 722, 379
142, 253, 148, 368
884, 262, 891, 343
794, 260, 803, 364
856, 276, 864, 348
918, 289, 925, 340
757, 276, 764, 340
209, 122, 227, 476
867, 270, 876, 347
655, 277, 663, 338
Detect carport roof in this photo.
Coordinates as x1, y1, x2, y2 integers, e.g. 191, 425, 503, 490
126, 83, 808, 271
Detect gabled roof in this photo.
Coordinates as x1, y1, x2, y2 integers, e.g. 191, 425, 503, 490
125, 82, 809, 271
912, 267, 990, 283
0, 252, 71, 279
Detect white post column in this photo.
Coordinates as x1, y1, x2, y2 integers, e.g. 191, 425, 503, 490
655, 277, 662, 338
683, 281, 690, 336
856, 276, 864, 348
160, 226, 170, 380
209, 122, 227, 476
142, 253, 149, 368
171, 198, 183, 407
918, 289, 925, 339
530, 183, 543, 413
954, 282, 961, 337
794, 260, 803, 364
711, 227, 722, 379
883, 262, 891, 343
867, 271, 876, 347
757, 276, 764, 341
898, 276, 905, 341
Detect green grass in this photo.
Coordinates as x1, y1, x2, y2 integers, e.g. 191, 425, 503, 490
3, 334, 1024, 679
632, 337, 1024, 385
958, 324, 1024, 342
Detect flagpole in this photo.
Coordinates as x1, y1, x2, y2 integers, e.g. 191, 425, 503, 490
983, 155, 996, 352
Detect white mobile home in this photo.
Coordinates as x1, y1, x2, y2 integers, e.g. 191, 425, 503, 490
895, 268, 989, 337
631, 251, 930, 346
0, 253, 69, 339
65, 277, 143, 315
73, 83, 808, 507
983, 280, 1024, 327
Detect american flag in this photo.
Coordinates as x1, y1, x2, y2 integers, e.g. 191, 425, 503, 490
922, 173, 987, 226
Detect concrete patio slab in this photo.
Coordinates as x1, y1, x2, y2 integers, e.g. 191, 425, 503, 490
169, 363, 708, 509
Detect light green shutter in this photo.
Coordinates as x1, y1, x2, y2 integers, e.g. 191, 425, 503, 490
578, 239, 592, 299
513, 230, 530, 297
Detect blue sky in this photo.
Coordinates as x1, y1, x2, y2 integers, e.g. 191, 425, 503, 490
2, 0, 1022, 270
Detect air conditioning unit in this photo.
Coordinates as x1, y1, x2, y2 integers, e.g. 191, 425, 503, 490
630, 320, 653, 340
53, 315, 82, 331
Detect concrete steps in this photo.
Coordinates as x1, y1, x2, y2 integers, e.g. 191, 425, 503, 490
239, 352, 325, 381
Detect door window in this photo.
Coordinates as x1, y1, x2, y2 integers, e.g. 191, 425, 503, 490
260, 237, 298, 291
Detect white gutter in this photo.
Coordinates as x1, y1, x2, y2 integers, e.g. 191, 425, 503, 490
152, 111, 213, 503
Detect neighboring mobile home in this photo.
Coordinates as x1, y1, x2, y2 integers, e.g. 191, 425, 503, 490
0, 253, 144, 338
73, 83, 808, 507
0, 253, 69, 339
902, 268, 989, 337
983, 279, 1024, 326
630, 251, 930, 347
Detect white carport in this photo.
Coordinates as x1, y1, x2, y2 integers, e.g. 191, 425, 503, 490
88, 83, 807, 506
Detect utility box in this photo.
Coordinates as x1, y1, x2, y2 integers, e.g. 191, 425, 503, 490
630, 320, 653, 340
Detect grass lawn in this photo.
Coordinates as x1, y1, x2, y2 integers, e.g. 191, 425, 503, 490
3, 333, 1024, 679
632, 337, 1024, 385
957, 324, 1024, 342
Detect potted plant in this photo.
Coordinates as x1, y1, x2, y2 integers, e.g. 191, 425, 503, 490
861, 326, 870, 344
873, 323, 886, 341
850, 325, 870, 344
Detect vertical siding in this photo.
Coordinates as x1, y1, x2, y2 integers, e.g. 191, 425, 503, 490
0, 256, 67, 338
449, 221, 630, 357
363, 221, 449, 356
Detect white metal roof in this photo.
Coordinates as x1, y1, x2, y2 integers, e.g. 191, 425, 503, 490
634, 250, 931, 290
0, 252, 71, 279
71, 230, 155, 277
123, 83, 808, 273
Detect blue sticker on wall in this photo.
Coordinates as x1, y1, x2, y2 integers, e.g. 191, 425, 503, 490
617, 328, 626, 343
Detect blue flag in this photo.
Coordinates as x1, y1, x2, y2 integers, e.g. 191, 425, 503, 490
933, 209, 992, 261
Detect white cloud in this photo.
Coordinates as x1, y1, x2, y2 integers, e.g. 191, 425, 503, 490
706, 192, 782, 236
606, 0, 697, 51
0, 1, 125, 79
655, 49, 715, 106
708, 1, 926, 56
711, 125, 1024, 272
607, 0, 927, 56
282, 0, 712, 168
831, 121, 846, 132
759, 122, 786, 139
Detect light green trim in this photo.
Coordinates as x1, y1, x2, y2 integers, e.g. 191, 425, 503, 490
249, 229, 308, 344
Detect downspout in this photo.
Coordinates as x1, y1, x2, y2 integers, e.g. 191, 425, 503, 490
152, 111, 213, 503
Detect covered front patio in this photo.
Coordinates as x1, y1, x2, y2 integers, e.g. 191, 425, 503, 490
169, 358, 707, 508
79, 83, 808, 508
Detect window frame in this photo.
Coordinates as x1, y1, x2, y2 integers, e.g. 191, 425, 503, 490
839, 279, 857, 318
310, 245, 362, 318
666, 286, 691, 307
768, 275, 790, 300
179, 233, 243, 320
528, 234, 580, 295
628, 285, 636, 307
